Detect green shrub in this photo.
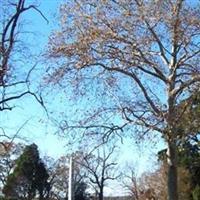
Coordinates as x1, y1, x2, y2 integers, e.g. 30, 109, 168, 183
192, 185, 200, 200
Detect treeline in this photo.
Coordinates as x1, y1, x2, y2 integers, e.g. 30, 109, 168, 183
0, 143, 89, 200
0, 135, 200, 200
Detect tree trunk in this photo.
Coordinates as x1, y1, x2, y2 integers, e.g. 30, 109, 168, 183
167, 141, 178, 200
99, 187, 103, 200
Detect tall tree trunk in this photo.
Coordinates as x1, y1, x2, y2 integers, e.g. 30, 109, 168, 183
167, 141, 178, 200
99, 187, 103, 200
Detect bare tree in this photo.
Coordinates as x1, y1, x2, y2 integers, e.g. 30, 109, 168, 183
45, 156, 69, 200
0, 0, 47, 112
121, 166, 141, 200
121, 165, 162, 200
47, 1, 200, 199
45, 153, 88, 200
79, 145, 118, 200
139, 166, 167, 200
0, 142, 24, 192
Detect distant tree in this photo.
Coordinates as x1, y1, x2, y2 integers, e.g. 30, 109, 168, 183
192, 185, 200, 200
137, 164, 191, 200
0, 142, 24, 191
121, 166, 140, 200
47, 148, 117, 200
74, 181, 89, 200
47, 156, 69, 200
80, 146, 118, 200
46, 153, 88, 200
121, 161, 192, 200
3, 143, 50, 200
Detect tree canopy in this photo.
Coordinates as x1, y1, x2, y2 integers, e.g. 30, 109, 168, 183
47, 1, 200, 199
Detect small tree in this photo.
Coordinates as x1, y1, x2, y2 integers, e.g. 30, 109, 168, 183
80, 146, 118, 200
3, 143, 50, 200
192, 185, 200, 200
121, 166, 140, 200
46, 156, 69, 200
74, 181, 89, 200
0, 142, 24, 192
46, 153, 88, 200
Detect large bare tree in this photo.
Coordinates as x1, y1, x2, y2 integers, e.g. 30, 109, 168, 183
47, 1, 200, 199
